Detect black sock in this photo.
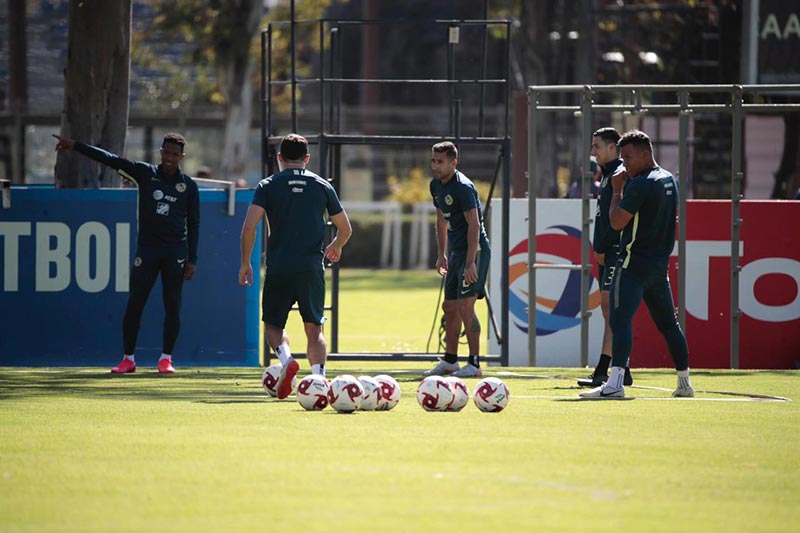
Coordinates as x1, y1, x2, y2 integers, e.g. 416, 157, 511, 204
595, 354, 611, 375
443, 352, 458, 364
467, 355, 480, 368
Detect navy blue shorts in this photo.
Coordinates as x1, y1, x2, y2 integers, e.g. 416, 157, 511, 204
262, 270, 325, 328
444, 247, 491, 301
597, 246, 620, 291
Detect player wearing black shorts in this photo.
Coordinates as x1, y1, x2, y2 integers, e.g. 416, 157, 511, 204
239, 134, 351, 399
581, 130, 693, 399
424, 141, 491, 378
577, 127, 634, 388
54, 133, 199, 374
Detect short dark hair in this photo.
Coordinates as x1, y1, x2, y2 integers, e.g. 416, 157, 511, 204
618, 129, 653, 153
592, 127, 620, 146
162, 132, 186, 151
432, 141, 458, 160
279, 133, 309, 161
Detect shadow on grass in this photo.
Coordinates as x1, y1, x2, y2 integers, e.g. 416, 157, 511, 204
0, 368, 267, 403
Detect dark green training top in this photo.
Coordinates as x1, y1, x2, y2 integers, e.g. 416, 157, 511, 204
430, 170, 490, 256
592, 158, 625, 254
251, 167, 343, 274
74, 142, 200, 263
618, 165, 678, 273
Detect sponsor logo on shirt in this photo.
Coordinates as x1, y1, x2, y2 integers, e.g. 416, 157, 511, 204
156, 202, 170, 216
153, 190, 164, 200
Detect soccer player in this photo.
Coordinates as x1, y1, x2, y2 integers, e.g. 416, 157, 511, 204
577, 127, 634, 388
239, 134, 351, 399
423, 141, 491, 378
53, 132, 200, 374
581, 130, 693, 399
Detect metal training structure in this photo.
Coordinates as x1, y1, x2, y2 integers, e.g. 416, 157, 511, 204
526, 84, 800, 368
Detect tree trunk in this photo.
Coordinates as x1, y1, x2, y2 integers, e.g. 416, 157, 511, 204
216, 0, 261, 184
56, 0, 131, 189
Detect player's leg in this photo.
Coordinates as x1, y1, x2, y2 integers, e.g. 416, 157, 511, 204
157, 247, 187, 373
263, 271, 298, 399
452, 247, 489, 378
578, 263, 612, 386
642, 274, 693, 397
580, 267, 642, 398
297, 270, 327, 378
114, 248, 159, 373
424, 258, 461, 376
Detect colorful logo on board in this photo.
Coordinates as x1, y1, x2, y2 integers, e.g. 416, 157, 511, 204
508, 225, 601, 335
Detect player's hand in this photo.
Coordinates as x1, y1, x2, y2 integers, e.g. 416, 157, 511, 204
53, 134, 75, 152
436, 256, 448, 276
324, 243, 343, 262
611, 169, 627, 193
463, 262, 478, 284
239, 264, 254, 286
595, 251, 605, 266
184, 263, 197, 281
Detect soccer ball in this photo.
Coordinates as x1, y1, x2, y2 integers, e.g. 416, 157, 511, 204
445, 376, 470, 412
296, 374, 330, 411
358, 375, 382, 411
416, 375, 454, 412
473, 377, 510, 412
373, 374, 401, 411
261, 363, 297, 397
328, 374, 364, 413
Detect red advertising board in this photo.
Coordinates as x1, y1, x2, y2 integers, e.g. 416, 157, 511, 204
632, 201, 800, 369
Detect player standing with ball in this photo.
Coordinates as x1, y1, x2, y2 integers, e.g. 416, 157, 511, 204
239, 134, 351, 399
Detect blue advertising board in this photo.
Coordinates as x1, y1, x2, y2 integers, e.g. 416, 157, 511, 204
0, 187, 262, 367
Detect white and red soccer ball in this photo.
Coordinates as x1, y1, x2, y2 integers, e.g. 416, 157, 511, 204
416, 375, 454, 412
358, 375, 382, 411
328, 374, 364, 413
473, 377, 510, 412
296, 374, 330, 411
444, 376, 470, 412
373, 374, 401, 411
261, 363, 297, 397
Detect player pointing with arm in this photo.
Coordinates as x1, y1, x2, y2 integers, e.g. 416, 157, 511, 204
54, 132, 200, 374
239, 134, 351, 399
580, 130, 693, 399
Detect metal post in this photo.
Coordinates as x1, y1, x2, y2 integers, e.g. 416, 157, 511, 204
579, 86, 593, 368
730, 85, 744, 369
319, 20, 325, 134
677, 89, 689, 329
448, 25, 456, 135
478, 0, 489, 137
290, 0, 297, 132
501, 136, 511, 367
260, 28, 268, 181
527, 89, 538, 366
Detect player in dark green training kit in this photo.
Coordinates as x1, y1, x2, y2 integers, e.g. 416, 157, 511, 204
581, 130, 693, 399
424, 141, 491, 379
239, 134, 352, 399
577, 127, 633, 388
54, 133, 200, 374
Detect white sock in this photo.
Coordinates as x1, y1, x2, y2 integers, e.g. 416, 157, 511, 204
275, 344, 291, 366
124, 354, 135, 363
159, 353, 171, 361
607, 366, 625, 389
311, 363, 325, 377
677, 369, 691, 389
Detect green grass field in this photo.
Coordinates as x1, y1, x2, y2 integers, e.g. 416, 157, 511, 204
1, 365, 797, 532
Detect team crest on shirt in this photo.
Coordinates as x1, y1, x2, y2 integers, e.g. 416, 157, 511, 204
156, 202, 170, 216
444, 194, 453, 206
153, 190, 164, 200
176, 183, 186, 193
134, 257, 142, 267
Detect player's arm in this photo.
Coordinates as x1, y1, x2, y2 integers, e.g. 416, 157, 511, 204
184, 182, 200, 280
53, 134, 146, 185
463, 207, 480, 284
609, 169, 634, 231
435, 209, 448, 276
324, 211, 352, 263
239, 204, 265, 286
